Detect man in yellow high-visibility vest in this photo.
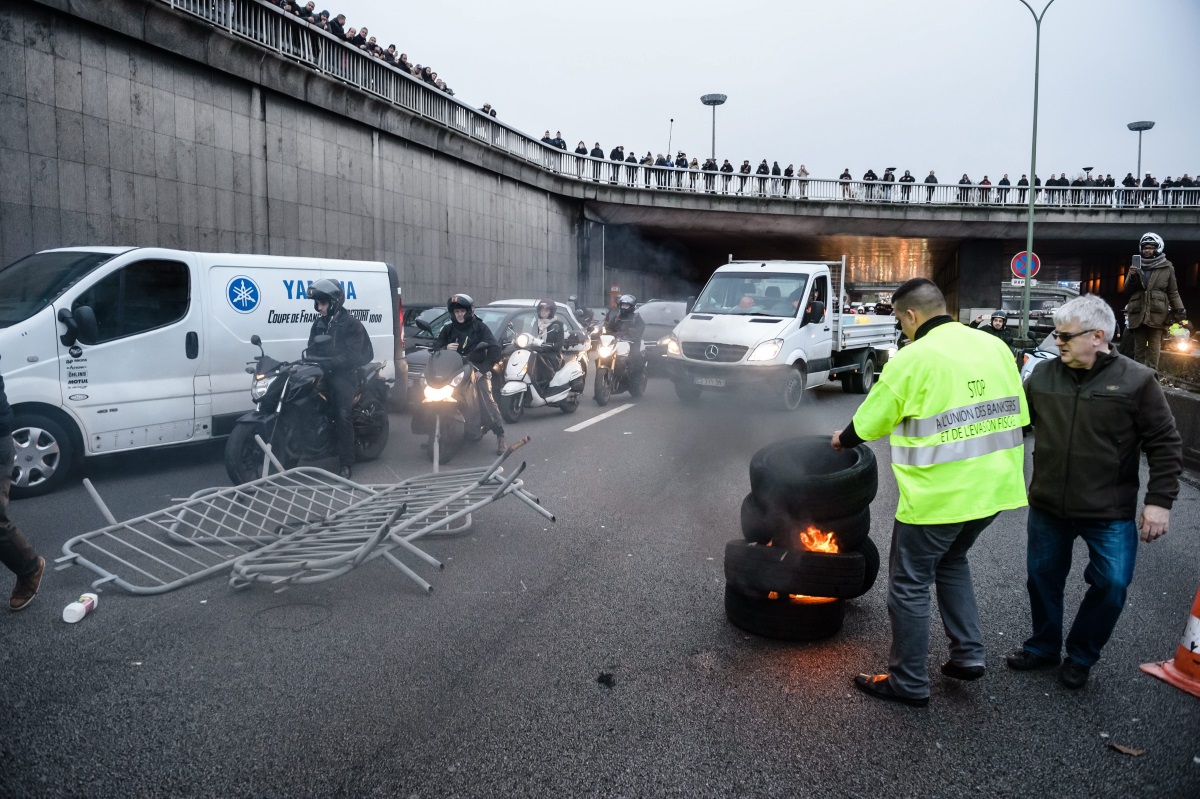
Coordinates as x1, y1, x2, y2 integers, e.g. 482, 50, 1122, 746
833, 278, 1029, 706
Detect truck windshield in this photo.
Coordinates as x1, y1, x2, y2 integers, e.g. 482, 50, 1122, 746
692, 272, 810, 318
0, 251, 117, 328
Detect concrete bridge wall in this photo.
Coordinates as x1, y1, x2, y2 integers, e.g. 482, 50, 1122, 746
2, 0, 695, 305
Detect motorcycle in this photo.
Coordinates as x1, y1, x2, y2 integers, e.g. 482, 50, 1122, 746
593, 332, 647, 406
499, 330, 588, 421
224, 334, 391, 484
410, 322, 488, 463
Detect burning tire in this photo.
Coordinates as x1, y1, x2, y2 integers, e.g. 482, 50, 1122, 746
845, 537, 880, 600
748, 436, 877, 519
724, 586, 845, 641
740, 495, 871, 552
723, 540, 866, 599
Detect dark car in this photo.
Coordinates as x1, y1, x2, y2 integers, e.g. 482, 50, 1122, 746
404, 302, 591, 401
634, 300, 687, 375
402, 306, 444, 354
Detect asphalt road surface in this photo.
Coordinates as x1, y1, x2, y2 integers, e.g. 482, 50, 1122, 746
3, 377, 1199, 798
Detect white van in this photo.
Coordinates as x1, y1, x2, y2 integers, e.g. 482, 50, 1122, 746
0, 247, 407, 496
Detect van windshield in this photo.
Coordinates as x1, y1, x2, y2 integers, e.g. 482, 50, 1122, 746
0, 251, 117, 328
692, 272, 810, 318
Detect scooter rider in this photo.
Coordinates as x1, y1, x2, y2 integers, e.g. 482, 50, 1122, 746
532, 299, 566, 387
605, 294, 647, 374
306, 278, 373, 479
434, 294, 506, 454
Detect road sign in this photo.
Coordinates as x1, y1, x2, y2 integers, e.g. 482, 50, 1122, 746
1011, 251, 1041, 279
1010, 278, 1039, 287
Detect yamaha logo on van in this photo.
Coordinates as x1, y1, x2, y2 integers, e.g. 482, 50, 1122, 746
226, 276, 260, 314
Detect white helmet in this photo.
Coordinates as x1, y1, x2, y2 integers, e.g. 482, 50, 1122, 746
1140, 232, 1165, 254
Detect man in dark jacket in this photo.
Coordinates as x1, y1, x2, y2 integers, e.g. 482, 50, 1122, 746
703, 157, 718, 193
720, 159, 734, 193
738, 160, 752, 193
328, 13, 346, 38
605, 295, 647, 376
589, 142, 604, 181
923, 170, 937, 203
1125, 231, 1185, 370
306, 279, 373, 478
1008, 294, 1181, 689
434, 294, 506, 453
609, 145, 624, 184
997, 173, 1011, 203
0, 369, 46, 611
972, 310, 1014, 346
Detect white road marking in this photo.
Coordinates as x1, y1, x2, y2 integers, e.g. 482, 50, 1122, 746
564, 403, 635, 432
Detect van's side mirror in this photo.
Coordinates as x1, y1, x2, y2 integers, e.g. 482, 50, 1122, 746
802, 300, 825, 326
59, 306, 99, 346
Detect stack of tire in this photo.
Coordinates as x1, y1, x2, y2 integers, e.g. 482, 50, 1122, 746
725, 436, 880, 641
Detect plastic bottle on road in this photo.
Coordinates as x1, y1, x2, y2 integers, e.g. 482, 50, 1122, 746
63, 593, 99, 623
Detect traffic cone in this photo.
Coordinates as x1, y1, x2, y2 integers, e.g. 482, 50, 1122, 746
1140, 585, 1200, 699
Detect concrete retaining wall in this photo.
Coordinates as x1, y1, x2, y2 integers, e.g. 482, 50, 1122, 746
0, 1, 611, 304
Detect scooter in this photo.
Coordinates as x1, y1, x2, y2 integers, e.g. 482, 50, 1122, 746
593, 333, 647, 406
499, 331, 588, 422
224, 334, 391, 484
410, 324, 487, 464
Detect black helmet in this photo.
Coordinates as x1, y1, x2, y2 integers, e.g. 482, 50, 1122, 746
307, 278, 345, 314
447, 293, 475, 320
617, 294, 636, 318
536, 299, 557, 318
990, 309, 1007, 321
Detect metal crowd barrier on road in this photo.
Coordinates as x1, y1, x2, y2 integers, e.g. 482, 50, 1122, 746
157, 1, 1199, 211
56, 440, 555, 596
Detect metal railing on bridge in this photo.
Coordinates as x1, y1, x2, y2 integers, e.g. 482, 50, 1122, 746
159, 0, 1200, 212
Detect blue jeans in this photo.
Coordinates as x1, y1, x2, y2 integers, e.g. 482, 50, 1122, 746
1023, 507, 1138, 667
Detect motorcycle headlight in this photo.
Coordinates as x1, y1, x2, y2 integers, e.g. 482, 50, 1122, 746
450, 371, 466, 387
515, 333, 531, 349
662, 335, 681, 356
251, 374, 275, 401
423, 383, 456, 402
747, 338, 784, 362
597, 344, 615, 358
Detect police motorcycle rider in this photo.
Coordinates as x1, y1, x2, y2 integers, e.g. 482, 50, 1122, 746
432, 294, 506, 454
972, 309, 1015, 347
604, 294, 647, 376
531, 299, 566, 387
306, 278, 374, 479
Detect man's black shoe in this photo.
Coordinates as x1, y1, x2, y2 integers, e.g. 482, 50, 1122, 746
852, 673, 929, 707
338, 466, 352, 479
1059, 659, 1090, 689
940, 661, 986, 681
1005, 648, 1061, 671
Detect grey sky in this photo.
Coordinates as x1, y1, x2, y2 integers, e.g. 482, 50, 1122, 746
331, 0, 1198, 182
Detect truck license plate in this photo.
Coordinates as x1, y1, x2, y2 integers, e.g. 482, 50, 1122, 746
695, 377, 724, 387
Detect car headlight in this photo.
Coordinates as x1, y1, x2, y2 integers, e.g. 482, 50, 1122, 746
515, 333, 531, 349
251, 374, 275, 401
423, 383, 456, 402
661, 335, 681, 356
747, 339, 784, 362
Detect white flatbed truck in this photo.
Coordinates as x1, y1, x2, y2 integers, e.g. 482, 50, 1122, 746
661, 258, 898, 409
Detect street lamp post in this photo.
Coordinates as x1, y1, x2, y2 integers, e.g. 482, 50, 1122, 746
700, 94, 727, 162
1127, 120, 1155, 180
1016, 0, 1056, 342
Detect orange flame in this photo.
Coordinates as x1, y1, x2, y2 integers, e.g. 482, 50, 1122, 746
799, 526, 839, 554
766, 590, 838, 605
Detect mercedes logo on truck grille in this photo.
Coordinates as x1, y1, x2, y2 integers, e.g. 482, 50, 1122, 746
705, 344, 720, 360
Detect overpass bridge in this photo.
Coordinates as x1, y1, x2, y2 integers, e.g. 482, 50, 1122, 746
4, 0, 1199, 314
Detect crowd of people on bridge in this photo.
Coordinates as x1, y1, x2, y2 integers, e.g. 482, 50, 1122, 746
269, 0, 456, 96
534, 135, 1199, 209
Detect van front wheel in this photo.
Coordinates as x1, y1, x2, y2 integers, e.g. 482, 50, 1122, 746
9, 413, 75, 498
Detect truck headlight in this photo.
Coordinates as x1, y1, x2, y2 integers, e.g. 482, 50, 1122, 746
251, 375, 275, 401
661, 335, 681, 356
747, 339, 784, 362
